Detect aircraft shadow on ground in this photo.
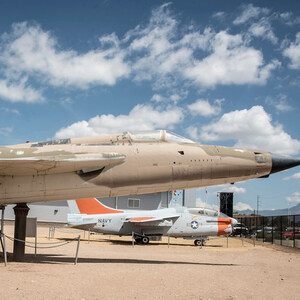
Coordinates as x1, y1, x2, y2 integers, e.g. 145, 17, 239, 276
57, 237, 223, 248
1, 253, 237, 266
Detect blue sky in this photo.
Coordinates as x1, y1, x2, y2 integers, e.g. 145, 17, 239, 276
0, 0, 300, 211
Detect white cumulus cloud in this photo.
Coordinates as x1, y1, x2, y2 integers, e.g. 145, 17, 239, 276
0, 77, 44, 103
283, 172, 300, 181
234, 202, 253, 211
184, 31, 280, 88
0, 4, 281, 102
248, 18, 278, 44
283, 32, 300, 69
126, 5, 278, 90
1, 22, 130, 89
195, 198, 219, 211
266, 95, 293, 113
188, 99, 223, 117
220, 186, 246, 194
198, 106, 300, 155
55, 104, 184, 138
286, 192, 300, 204
233, 4, 270, 25
151, 93, 183, 103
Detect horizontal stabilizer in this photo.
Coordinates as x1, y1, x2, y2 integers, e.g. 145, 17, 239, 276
0, 151, 125, 175
67, 223, 97, 231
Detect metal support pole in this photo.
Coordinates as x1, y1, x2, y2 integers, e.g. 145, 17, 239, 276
271, 216, 274, 244
0, 205, 4, 234
0, 232, 7, 266
13, 203, 29, 262
227, 235, 228, 248
166, 191, 169, 208
262, 217, 265, 243
2, 233, 7, 266
35, 235, 37, 257
0, 205, 6, 263
280, 216, 283, 246
74, 235, 80, 265
88, 229, 90, 244
132, 232, 134, 247
293, 215, 296, 248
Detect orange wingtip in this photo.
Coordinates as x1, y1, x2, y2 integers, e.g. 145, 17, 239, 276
75, 198, 124, 215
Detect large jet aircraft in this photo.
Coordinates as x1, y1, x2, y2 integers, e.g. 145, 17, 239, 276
0, 129, 299, 205
67, 198, 237, 246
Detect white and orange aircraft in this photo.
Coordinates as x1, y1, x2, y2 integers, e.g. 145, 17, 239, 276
67, 198, 237, 246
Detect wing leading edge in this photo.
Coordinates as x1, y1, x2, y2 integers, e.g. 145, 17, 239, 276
125, 214, 179, 226
0, 151, 126, 176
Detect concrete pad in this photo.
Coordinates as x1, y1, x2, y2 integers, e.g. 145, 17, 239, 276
0, 223, 299, 299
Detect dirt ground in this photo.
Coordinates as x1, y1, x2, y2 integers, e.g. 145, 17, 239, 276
0, 222, 299, 300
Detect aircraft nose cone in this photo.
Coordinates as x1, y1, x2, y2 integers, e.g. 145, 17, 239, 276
231, 218, 238, 225
270, 153, 300, 175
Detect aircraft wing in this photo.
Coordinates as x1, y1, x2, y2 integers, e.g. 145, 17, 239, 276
0, 151, 126, 175
125, 214, 179, 226
67, 223, 97, 231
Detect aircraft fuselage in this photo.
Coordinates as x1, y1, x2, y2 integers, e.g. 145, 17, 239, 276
0, 130, 273, 204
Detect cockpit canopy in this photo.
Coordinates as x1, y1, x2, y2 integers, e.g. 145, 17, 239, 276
129, 130, 195, 144
29, 130, 195, 147
188, 207, 229, 218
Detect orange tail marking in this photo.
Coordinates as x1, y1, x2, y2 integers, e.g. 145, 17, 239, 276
217, 218, 232, 236
75, 198, 124, 215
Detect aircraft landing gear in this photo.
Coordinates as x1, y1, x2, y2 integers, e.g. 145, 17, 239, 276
134, 235, 150, 245
194, 239, 205, 246
141, 236, 149, 245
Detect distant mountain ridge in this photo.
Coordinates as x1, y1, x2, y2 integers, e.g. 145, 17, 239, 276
237, 203, 300, 216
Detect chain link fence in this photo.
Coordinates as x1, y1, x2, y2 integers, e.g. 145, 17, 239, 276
236, 214, 300, 248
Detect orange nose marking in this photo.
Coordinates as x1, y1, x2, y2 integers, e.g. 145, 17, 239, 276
217, 218, 232, 236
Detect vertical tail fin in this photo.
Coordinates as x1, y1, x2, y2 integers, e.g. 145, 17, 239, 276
68, 198, 124, 215
67, 200, 81, 214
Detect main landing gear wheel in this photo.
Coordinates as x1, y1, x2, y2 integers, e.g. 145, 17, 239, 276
194, 239, 204, 246
141, 236, 150, 245
134, 236, 150, 244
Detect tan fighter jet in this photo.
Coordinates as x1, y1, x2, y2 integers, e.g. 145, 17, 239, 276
0, 130, 299, 205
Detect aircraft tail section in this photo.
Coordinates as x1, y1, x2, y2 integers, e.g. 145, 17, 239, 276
67, 200, 81, 214
68, 198, 124, 215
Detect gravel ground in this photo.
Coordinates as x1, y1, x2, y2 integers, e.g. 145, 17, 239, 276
0, 223, 299, 300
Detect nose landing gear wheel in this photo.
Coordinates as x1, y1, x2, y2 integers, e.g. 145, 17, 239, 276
194, 239, 204, 246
